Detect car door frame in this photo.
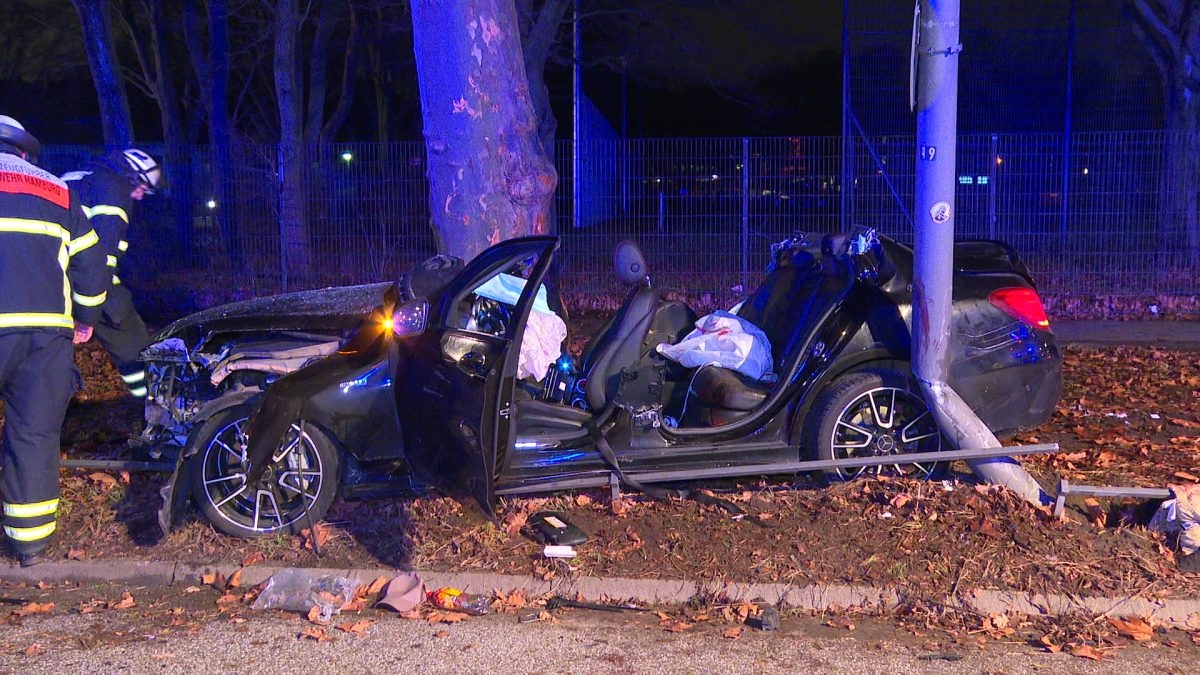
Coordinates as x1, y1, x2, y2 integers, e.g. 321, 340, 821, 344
400, 236, 558, 520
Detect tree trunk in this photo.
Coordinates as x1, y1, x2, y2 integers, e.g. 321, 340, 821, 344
1160, 53, 1200, 268
72, 0, 134, 148
1126, 1, 1200, 267
520, 0, 570, 165
144, 0, 193, 261
182, 0, 239, 266
410, 0, 558, 259
274, 0, 311, 281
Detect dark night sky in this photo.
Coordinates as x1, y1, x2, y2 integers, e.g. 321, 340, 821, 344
0, 1, 1163, 144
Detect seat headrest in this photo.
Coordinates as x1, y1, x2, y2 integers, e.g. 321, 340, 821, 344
613, 240, 648, 286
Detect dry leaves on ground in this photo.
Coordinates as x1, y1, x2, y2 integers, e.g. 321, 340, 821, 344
12, 602, 54, 618
426, 611, 469, 624
1108, 617, 1154, 642
1069, 644, 1108, 661
298, 626, 330, 642
337, 620, 374, 634
298, 523, 331, 551
722, 626, 745, 640
107, 592, 136, 610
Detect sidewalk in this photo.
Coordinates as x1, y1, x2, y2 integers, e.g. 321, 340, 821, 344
4, 558, 1200, 626
1053, 320, 1200, 346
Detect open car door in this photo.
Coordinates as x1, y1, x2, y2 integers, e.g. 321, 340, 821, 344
395, 237, 558, 520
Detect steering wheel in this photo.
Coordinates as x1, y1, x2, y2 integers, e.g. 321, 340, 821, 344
471, 297, 511, 335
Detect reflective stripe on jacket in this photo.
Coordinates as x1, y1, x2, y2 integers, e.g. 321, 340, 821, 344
0, 153, 107, 332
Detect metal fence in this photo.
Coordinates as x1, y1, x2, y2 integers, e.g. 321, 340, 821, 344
37, 131, 1195, 318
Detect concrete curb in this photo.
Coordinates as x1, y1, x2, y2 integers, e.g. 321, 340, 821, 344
4, 559, 1199, 628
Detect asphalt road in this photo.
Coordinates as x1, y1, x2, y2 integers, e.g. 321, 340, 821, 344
2, 584, 1196, 675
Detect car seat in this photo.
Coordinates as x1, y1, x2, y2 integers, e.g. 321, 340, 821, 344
578, 241, 660, 409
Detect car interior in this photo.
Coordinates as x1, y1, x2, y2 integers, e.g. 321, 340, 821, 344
449, 236, 860, 445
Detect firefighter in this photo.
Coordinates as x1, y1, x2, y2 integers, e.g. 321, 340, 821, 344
0, 115, 108, 566
62, 148, 163, 399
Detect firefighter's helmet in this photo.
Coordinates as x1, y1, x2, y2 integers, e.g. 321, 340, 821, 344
0, 115, 40, 160
120, 148, 164, 194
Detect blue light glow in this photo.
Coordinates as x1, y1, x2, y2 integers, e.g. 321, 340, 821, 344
340, 365, 382, 394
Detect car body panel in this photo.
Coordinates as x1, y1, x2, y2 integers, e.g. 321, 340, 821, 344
141, 233, 1061, 527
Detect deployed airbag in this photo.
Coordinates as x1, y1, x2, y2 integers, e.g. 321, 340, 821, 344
656, 311, 773, 380
472, 272, 564, 382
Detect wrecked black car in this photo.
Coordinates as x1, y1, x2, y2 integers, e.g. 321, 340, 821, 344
140, 231, 1061, 537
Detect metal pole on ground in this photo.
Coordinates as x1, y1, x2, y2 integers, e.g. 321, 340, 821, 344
912, 0, 1048, 507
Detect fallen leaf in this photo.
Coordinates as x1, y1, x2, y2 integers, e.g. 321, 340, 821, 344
13, 602, 54, 617
1039, 635, 1062, 653
183, 586, 202, 594
427, 611, 468, 624
888, 493, 912, 509
664, 621, 693, 633
337, 620, 374, 634
1172, 471, 1200, 483
109, 592, 136, 610
298, 627, 329, 642
87, 472, 118, 488
1070, 645, 1105, 661
1084, 498, 1107, 527
1185, 613, 1200, 631
299, 524, 331, 551
227, 568, 243, 588
1109, 617, 1154, 642
67, 548, 86, 560
433, 630, 450, 639
24, 643, 43, 656
242, 551, 265, 566
722, 626, 744, 640
364, 576, 390, 597
306, 605, 327, 625
575, 494, 593, 507
340, 598, 368, 613
215, 594, 240, 609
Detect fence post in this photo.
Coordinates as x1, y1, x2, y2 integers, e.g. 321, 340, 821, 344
277, 142, 288, 293
988, 134, 998, 240
657, 190, 665, 232
741, 137, 750, 292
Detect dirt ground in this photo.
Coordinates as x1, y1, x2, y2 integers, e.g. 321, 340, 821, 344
0, 340, 1184, 603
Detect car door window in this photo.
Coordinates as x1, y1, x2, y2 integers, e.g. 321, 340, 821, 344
445, 252, 548, 338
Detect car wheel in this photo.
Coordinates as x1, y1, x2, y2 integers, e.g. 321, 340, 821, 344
189, 404, 340, 538
804, 368, 948, 482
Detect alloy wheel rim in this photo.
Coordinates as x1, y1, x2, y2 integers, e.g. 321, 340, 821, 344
200, 417, 323, 532
829, 386, 943, 481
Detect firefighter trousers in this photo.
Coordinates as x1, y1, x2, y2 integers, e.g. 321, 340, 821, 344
95, 284, 150, 398
0, 331, 79, 556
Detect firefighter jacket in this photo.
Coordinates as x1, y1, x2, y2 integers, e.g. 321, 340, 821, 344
0, 151, 107, 333
62, 161, 135, 291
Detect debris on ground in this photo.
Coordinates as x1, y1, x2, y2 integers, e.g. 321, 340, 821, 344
250, 570, 359, 623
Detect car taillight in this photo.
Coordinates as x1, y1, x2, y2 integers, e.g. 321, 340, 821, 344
989, 287, 1050, 330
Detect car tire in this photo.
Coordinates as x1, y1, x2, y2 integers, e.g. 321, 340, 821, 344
803, 368, 949, 482
189, 404, 340, 538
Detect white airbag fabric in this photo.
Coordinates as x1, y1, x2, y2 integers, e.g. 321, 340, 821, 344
656, 310, 773, 380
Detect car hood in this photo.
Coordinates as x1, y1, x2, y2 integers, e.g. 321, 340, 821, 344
154, 282, 395, 343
